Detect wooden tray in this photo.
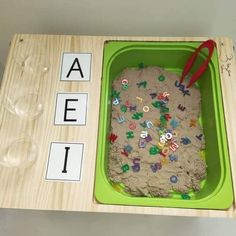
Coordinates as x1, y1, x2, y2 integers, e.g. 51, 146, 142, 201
0, 34, 235, 218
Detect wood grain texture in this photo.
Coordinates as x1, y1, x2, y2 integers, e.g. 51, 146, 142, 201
0, 34, 235, 218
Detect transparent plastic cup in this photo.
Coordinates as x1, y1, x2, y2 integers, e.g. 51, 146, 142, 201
0, 138, 38, 169
6, 92, 43, 120
4, 65, 44, 120
15, 54, 50, 74
13, 38, 50, 75
5, 88, 43, 120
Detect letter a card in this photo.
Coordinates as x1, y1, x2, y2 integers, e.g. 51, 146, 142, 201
60, 53, 92, 81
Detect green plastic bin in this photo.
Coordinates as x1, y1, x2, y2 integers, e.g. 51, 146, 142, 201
95, 41, 234, 209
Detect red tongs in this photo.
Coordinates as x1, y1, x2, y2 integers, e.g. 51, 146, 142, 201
180, 39, 216, 88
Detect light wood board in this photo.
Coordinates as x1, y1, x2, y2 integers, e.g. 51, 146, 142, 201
0, 34, 235, 218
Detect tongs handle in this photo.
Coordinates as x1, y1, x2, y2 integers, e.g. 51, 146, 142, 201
180, 39, 216, 88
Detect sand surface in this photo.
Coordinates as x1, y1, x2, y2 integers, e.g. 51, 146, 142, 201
108, 66, 207, 197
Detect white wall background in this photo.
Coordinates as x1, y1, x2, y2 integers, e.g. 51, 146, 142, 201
0, 0, 236, 235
